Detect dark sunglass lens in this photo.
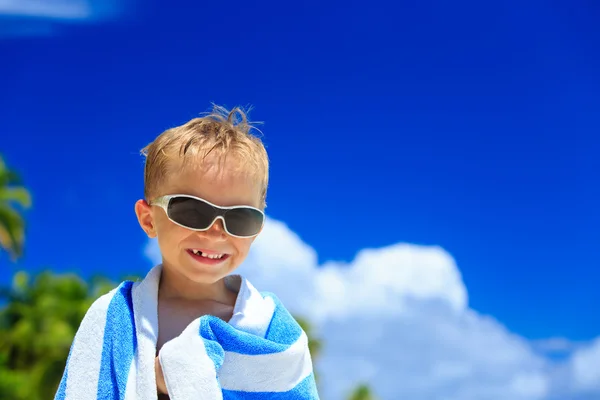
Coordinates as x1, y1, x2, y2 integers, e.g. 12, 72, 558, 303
167, 197, 215, 229
224, 208, 264, 236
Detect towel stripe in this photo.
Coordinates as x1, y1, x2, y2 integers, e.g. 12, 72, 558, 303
219, 331, 312, 392
130, 270, 160, 399
262, 293, 303, 346
221, 373, 320, 400
158, 318, 223, 399
200, 294, 302, 356
201, 315, 287, 355
123, 353, 138, 400
55, 288, 117, 400
227, 276, 275, 338
97, 281, 137, 400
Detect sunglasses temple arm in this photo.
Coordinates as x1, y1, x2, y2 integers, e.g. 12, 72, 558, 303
149, 196, 170, 209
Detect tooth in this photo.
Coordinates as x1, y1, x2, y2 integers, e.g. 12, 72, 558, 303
191, 251, 224, 259
204, 253, 222, 259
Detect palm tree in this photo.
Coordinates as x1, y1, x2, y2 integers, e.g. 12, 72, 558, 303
0, 154, 31, 260
347, 384, 378, 400
294, 315, 323, 360
0, 270, 115, 399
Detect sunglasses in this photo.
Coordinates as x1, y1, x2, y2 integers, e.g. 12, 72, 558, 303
149, 194, 265, 238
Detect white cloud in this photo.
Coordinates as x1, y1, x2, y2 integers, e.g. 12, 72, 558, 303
531, 337, 581, 354
0, 0, 125, 37
569, 338, 600, 393
144, 217, 600, 400
0, 0, 92, 20
144, 236, 162, 267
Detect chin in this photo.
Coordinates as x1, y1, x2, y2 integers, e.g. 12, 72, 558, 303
182, 261, 231, 284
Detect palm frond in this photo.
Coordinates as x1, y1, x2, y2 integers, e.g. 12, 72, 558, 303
0, 155, 31, 260
0, 187, 31, 208
0, 205, 26, 258
0, 156, 22, 187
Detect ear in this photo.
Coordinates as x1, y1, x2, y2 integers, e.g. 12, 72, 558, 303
135, 199, 157, 238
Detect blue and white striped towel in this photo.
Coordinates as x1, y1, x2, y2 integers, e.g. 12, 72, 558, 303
54, 265, 319, 399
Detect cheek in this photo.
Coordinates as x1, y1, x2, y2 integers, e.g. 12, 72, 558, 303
155, 216, 186, 244
154, 217, 172, 239
233, 237, 255, 255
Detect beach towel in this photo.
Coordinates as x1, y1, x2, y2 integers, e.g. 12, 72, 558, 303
54, 265, 319, 399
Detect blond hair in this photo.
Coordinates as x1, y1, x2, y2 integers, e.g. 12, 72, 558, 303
141, 105, 269, 207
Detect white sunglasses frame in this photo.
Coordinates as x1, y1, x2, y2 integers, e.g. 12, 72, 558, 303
149, 194, 265, 238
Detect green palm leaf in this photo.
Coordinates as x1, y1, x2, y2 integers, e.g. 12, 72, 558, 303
0, 187, 31, 208
348, 384, 378, 400
0, 204, 26, 259
0, 270, 119, 398
0, 154, 31, 259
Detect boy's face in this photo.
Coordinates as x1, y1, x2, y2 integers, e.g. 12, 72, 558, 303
135, 156, 263, 285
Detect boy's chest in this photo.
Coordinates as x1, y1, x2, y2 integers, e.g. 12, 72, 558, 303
156, 298, 234, 352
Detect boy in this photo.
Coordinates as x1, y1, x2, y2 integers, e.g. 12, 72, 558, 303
55, 105, 319, 399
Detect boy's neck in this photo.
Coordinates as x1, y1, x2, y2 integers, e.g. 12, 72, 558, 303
158, 265, 234, 304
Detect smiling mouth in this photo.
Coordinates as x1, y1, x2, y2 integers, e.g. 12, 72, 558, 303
186, 249, 230, 264
189, 249, 225, 259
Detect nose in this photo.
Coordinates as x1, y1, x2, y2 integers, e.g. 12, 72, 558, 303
199, 217, 227, 239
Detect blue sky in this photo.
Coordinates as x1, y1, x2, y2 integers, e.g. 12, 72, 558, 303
1, 1, 599, 397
